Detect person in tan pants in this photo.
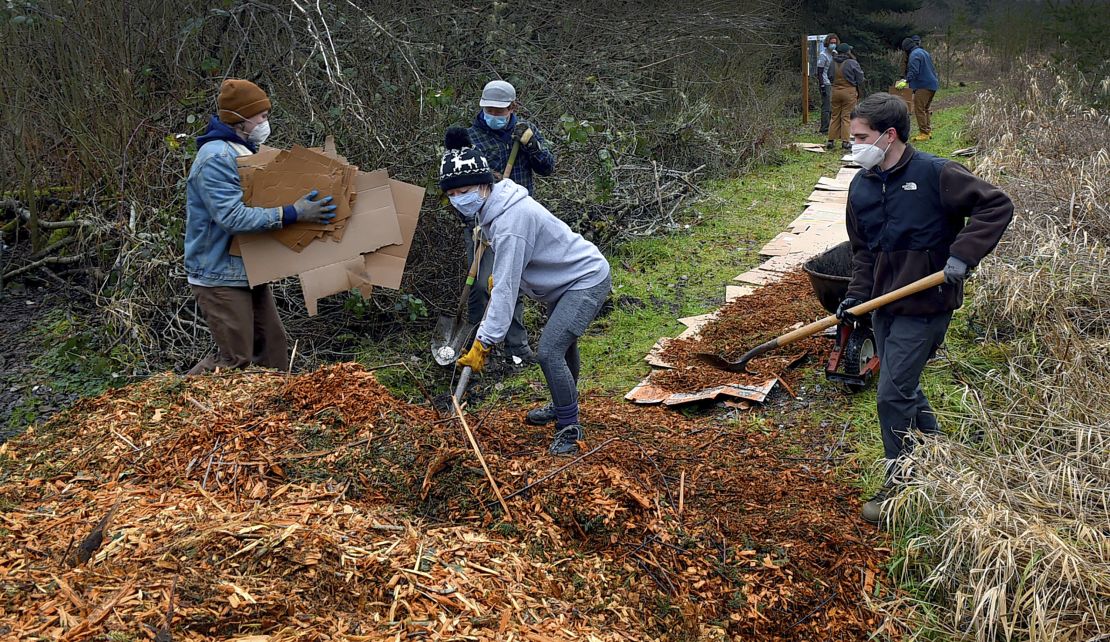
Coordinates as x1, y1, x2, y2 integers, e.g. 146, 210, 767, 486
827, 43, 865, 150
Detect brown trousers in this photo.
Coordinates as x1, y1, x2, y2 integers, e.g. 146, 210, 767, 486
913, 89, 935, 134
188, 284, 289, 375
829, 85, 858, 143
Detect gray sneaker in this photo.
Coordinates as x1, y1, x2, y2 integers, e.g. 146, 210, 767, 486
549, 424, 583, 456
861, 486, 893, 525
525, 403, 557, 425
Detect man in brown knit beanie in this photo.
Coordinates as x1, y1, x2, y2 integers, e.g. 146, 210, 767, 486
184, 78, 336, 375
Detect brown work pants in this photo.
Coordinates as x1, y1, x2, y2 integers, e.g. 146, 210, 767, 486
913, 89, 935, 134
829, 85, 858, 143
188, 284, 289, 375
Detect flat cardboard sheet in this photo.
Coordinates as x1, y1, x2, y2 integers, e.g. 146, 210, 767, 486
733, 268, 784, 286
625, 375, 777, 407
644, 338, 676, 369
789, 142, 826, 153
725, 285, 756, 301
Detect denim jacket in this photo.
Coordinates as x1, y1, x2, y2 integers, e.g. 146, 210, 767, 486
185, 117, 285, 287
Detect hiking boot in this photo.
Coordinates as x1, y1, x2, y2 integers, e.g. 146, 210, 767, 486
912, 132, 932, 142
549, 424, 583, 456
525, 403, 557, 426
825, 140, 835, 150
861, 485, 894, 524
841, 140, 852, 150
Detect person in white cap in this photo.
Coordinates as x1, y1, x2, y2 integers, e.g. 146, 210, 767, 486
458, 79, 557, 365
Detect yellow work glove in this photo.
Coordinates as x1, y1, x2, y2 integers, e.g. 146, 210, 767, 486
895, 79, 908, 90
457, 340, 491, 373
487, 275, 494, 293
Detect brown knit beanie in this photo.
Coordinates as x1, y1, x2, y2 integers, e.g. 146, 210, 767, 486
217, 79, 271, 124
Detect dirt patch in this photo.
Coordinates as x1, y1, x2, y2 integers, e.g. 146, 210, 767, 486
0, 363, 887, 641
0, 287, 87, 441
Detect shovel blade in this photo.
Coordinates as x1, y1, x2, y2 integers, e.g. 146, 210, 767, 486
692, 352, 751, 373
432, 314, 477, 365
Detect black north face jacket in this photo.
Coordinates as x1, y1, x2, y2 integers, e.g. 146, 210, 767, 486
846, 146, 1014, 316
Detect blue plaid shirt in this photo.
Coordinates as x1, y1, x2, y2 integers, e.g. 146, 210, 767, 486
467, 111, 556, 196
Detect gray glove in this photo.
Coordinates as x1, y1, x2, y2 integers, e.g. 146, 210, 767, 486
293, 190, 337, 224
943, 256, 968, 285
514, 122, 539, 152
836, 296, 864, 324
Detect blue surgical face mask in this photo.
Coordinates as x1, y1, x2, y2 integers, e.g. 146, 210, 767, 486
448, 189, 485, 217
483, 112, 510, 130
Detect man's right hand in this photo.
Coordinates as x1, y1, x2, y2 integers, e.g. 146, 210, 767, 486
836, 297, 864, 324
293, 190, 337, 224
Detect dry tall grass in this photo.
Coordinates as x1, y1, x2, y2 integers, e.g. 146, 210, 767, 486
882, 64, 1110, 641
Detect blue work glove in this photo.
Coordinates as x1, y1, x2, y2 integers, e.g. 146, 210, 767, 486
293, 190, 337, 224
943, 256, 968, 285
836, 296, 864, 324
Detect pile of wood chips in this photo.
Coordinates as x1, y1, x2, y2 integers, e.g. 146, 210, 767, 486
0, 363, 889, 641
654, 270, 832, 393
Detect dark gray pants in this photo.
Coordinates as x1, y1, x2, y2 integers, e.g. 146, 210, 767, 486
464, 227, 530, 355
819, 83, 831, 133
538, 275, 611, 409
873, 310, 952, 466
189, 284, 289, 375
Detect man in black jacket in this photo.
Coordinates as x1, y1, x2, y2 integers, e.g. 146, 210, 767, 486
839, 93, 1013, 524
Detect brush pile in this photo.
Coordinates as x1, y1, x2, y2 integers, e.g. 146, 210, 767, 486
881, 65, 1110, 641
0, 363, 887, 641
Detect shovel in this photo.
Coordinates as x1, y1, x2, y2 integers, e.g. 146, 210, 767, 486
431, 234, 486, 365
695, 271, 946, 372
502, 128, 533, 179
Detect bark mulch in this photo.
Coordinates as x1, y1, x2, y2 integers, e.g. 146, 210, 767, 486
0, 361, 888, 641
652, 270, 832, 394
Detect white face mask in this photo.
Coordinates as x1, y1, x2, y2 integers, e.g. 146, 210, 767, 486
247, 119, 271, 145
851, 131, 894, 170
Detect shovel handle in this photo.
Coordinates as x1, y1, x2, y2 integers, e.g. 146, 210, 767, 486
735, 271, 947, 366
456, 238, 486, 312
503, 129, 531, 179
454, 366, 472, 402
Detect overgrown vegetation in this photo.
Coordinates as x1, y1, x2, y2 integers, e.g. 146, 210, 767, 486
0, 0, 796, 374
878, 62, 1110, 641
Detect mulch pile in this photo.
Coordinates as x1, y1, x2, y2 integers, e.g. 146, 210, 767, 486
0, 363, 888, 641
653, 270, 832, 393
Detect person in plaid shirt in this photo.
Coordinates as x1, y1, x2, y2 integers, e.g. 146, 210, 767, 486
458, 80, 557, 364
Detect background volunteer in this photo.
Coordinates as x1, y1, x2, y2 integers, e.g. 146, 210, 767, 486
459, 79, 557, 364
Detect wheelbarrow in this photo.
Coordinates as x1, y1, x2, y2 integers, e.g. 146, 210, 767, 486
802, 241, 879, 391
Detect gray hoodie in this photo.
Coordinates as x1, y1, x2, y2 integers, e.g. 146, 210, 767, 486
476, 179, 611, 345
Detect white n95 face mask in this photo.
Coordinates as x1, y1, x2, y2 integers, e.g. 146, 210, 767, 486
851, 132, 893, 170
247, 119, 271, 145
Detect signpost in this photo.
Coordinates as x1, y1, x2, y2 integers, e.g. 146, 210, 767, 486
803, 34, 831, 125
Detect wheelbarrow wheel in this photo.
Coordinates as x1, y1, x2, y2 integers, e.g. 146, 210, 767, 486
843, 326, 876, 393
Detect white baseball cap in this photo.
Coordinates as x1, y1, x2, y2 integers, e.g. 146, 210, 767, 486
479, 80, 516, 108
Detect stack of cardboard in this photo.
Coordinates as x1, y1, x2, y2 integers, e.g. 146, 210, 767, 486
231, 138, 424, 316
